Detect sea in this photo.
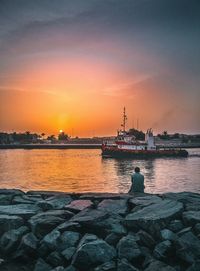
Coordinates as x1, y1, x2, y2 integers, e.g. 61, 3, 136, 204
0, 148, 200, 194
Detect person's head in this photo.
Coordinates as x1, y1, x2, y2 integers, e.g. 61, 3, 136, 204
135, 167, 140, 173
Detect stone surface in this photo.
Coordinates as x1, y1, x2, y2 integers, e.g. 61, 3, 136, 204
182, 211, 200, 226
34, 258, 52, 271
125, 199, 183, 237
65, 200, 93, 213
0, 215, 24, 236
61, 246, 76, 261
153, 240, 173, 261
28, 212, 65, 238
160, 229, 177, 241
117, 258, 139, 271
97, 199, 128, 216
19, 232, 39, 254
46, 195, 72, 209
117, 235, 142, 261
137, 230, 156, 249
0, 226, 29, 254
0, 204, 40, 219
164, 192, 200, 211
55, 222, 81, 233
72, 238, 116, 269
144, 260, 176, 271
0, 194, 13, 205
94, 261, 116, 271
175, 231, 200, 264
46, 251, 65, 267
168, 220, 184, 233
58, 231, 80, 251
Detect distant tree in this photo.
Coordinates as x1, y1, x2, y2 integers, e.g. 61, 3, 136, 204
58, 132, 69, 141
41, 133, 45, 140
47, 135, 56, 142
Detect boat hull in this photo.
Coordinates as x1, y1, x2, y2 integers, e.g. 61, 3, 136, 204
102, 146, 188, 158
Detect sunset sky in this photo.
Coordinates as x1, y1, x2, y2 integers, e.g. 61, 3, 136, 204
0, 0, 199, 136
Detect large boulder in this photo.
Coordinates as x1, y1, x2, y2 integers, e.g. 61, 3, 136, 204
0, 194, 13, 205
45, 195, 72, 209
117, 258, 139, 271
55, 222, 81, 233
182, 211, 200, 226
137, 230, 156, 249
167, 220, 184, 233
57, 231, 80, 251
128, 195, 162, 209
65, 200, 93, 213
18, 232, 39, 254
46, 251, 65, 267
0, 226, 29, 254
34, 258, 52, 271
94, 261, 116, 271
117, 235, 142, 261
97, 199, 128, 216
0, 215, 24, 236
175, 231, 200, 264
163, 192, 200, 211
153, 240, 173, 261
144, 260, 176, 271
125, 199, 183, 237
40, 230, 61, 251
0, 204, 40, 219
28, 212, 70, 238
72, 237, 116, 269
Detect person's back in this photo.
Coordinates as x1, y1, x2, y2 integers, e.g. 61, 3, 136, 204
129, 167, 145, 193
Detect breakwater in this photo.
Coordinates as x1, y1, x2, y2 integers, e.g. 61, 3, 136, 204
0, 189, 200, 271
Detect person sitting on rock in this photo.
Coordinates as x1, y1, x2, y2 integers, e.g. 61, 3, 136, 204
129, 167, 145, 193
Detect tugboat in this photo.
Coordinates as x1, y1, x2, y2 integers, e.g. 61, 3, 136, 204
102, 108, 188, 158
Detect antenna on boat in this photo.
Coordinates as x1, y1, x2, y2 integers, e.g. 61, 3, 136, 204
121, 107, 127, 132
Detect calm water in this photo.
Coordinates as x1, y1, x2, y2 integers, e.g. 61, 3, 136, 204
0, 149, 200, 194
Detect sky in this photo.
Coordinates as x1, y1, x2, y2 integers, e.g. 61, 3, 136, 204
0, 0, 199, 136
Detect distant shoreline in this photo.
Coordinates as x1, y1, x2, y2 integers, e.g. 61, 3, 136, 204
0, 143, 200, 149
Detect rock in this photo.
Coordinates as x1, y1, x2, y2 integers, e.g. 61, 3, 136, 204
14, 232, 39, 259
0, 204, 40, 219
12, 195, 34, 204
125, 199, 183, 238
65, 200, 93, 213
50, 267, 65, 271
194, 223, 200, 235
0, 194, 13, 205
64, 266, 77, 271
164, 192, 200, 211
183, 211, 200, 226
97, 199, 128, 216
0, 189, 24, 196
34, 258, 52, 271
137, 230, 156, 249
72, 238, 116, 269
46, 195, 72, 209
105, 232, 124, 246
61, 246, 76, 261
70, 208, 109, 224
144, 260, 176, 271
117, 258, 139, 271
177, 227, 192, 237
77, 233, 98, 247
58, 231, 80, 251
0, 226, 29, 254
175, 231, 200, 264
55, 222, 81, 233
160, 229, 177, 241
94, 261, 116, 271
117, 235, 142, 261
46, 251, 65, 267
153, 240, 173, 261
36, 200, 54, 211
129, 195, 162, 209
186, 260, 200, 271
79, 193, 125, 200
0, 215, 24, 236
168, 220, 184, 232
28, 211, 72, 238
41, 230, 61, 250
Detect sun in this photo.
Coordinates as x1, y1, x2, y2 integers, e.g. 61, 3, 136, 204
59, 129, 63, 133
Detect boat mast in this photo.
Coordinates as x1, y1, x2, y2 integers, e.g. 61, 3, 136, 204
121, 107, 127, 132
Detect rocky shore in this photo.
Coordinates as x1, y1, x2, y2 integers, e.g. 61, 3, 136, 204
0, 189, 200, 271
